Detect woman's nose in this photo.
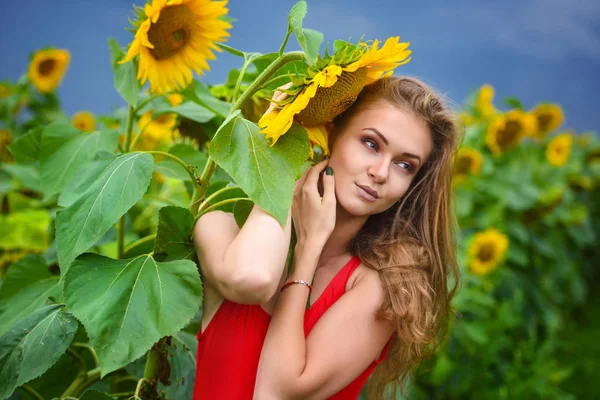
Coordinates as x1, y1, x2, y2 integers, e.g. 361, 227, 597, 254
368, 159, 389, 183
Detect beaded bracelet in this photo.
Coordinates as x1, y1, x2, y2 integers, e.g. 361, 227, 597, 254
281, 279, 312, 293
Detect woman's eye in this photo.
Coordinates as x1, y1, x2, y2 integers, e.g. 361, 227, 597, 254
363, 139, 378, 151
395, 161, 413, 172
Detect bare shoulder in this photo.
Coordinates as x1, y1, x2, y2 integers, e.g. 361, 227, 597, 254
346, 262, 386, 307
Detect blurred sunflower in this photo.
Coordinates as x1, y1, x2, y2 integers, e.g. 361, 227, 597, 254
119, 0, 231, 94
137, 110, 179, 149
476, 84, 495, 119
486, 109, 537, 156
259, 37, 412, 156
453, 147, 483, 184
168, 93, 184, 107
0, 84, 10, 99
546, 132, 573, 167
72, 111, 96, 132
531, 103, 563, 138
468, 228, 509, 276
0, 129, 14, 162
28, 49, 70, 93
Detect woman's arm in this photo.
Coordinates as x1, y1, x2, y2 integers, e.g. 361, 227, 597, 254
193, 204, 292, 304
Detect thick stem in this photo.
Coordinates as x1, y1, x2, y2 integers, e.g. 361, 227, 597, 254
145, 150, 197, 182
118, 105, 136, 259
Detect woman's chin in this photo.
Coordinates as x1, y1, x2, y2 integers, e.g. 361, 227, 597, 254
337, 196, 378, 218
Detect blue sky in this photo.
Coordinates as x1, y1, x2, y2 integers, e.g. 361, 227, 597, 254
1, 0, 599, 134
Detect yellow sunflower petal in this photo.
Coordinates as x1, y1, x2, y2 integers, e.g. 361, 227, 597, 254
119, 0, 231, 94
305, 125, 330, 157
72, 111, 96, 133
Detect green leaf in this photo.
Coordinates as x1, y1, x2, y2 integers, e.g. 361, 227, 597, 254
1, 164, 41, 192
181, 80, 231, 118
298, 28, 324, 66
504, 96, 524, 110
218, 43, 245, 57
0, 256, 60, 336
233, 199, 254, 227
162, 331, 198, 399
154, 206, 196, 261
64, 253, 202, 376
206, 185, 247, 213
287, 1, 323, 65
7, 126, 43, 164
155, 143, 206, 181
158, 101, 216, 124
40, 122, 119, 200
0, 304, 78, 400
109, 37, 139, 106
56, 152, 154, 274
58, 152, 116, 208
209, 111, 309, 224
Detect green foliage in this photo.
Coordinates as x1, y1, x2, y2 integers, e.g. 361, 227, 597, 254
64, 253, 202, 376
108, 38, 139, 106
0, 304, 78, 399
209, 111, 309, 225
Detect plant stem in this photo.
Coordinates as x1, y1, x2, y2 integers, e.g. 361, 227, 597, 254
279, 29, 292, 56
123, 234, 156, 255
197, 185, 241, 212
231, 59, 251, 104
230, 51, 304, 114
143, 194, 180, 207
144, 150, 196, 182
189, 51, 305, 215
72, 342, 101, 368
134, 94, 162, 113
118, 105, 136, 259
197, 197, 246, 218
18, 385, 44, 400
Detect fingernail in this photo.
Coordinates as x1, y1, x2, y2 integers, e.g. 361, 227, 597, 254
326, 166, 333, 176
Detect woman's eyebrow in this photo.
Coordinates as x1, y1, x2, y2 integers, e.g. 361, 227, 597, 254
362, 127, 422, 164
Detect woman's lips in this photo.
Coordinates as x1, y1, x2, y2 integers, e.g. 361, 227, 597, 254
356, 184, 378, 202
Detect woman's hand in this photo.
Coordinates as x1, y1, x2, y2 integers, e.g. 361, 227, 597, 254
264, 82, 292, 115
292, 160, 336, 251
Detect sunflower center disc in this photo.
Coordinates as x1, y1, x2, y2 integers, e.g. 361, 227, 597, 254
295, 68, 367, 126
497, 120, 521, 148
148, 5, 196, 60
537, 113, 552, 131
477, 243, 495, 262
38, 59, 56, 76
455, 156, 473, 174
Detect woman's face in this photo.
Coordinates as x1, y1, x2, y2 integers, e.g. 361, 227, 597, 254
328, 101, 433, 217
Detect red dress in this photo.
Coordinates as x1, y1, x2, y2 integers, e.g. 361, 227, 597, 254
193, 256, 392, 399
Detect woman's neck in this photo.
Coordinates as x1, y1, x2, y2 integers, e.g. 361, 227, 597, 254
317, 204, 368, 268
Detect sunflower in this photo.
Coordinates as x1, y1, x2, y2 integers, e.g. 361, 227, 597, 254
476, 84, 495, 119
531, 103, 563, 137
259, 37, 412, 156
0, 129, 14, 162
168, 93, 183, 107
468, 228, 509, 276
546, 132, 573, 167
453, 147, 483, 184
72, 111, 97, 132
28, 49, 70, 93
486, 109, 537, 156
119, 0, 231, 94
136, 110, 179, 149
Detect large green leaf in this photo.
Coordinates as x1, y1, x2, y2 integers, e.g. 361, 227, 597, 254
233, 199, 254, 227
209, 111, 309, 224
154, 206, 196, 262
0, 255, 60, 336
0, 164, 41, 192
40, 122, 119, 200
158, 101, 216, 124
203, 182, 247, 213
6, 126, 43, 164
0, 304, 78, 400
58, 152, 116, 208
64, 253, 202, 376
56, 152, 154, 274
154, 143, 206, 181
109, 37, 139, 106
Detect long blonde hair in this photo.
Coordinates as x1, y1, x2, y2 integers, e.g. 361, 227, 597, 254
332, 76, 462, 398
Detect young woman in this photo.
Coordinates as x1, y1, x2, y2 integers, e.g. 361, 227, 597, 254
193, 76, 461, 399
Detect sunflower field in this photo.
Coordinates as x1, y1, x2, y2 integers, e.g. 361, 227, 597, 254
0, 1, 598, 400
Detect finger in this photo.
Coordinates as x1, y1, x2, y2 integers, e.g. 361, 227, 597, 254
266, 83, 292, 114
322, 166, 336, 205
294, 165, 311, 197
303, 160, 329, 198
